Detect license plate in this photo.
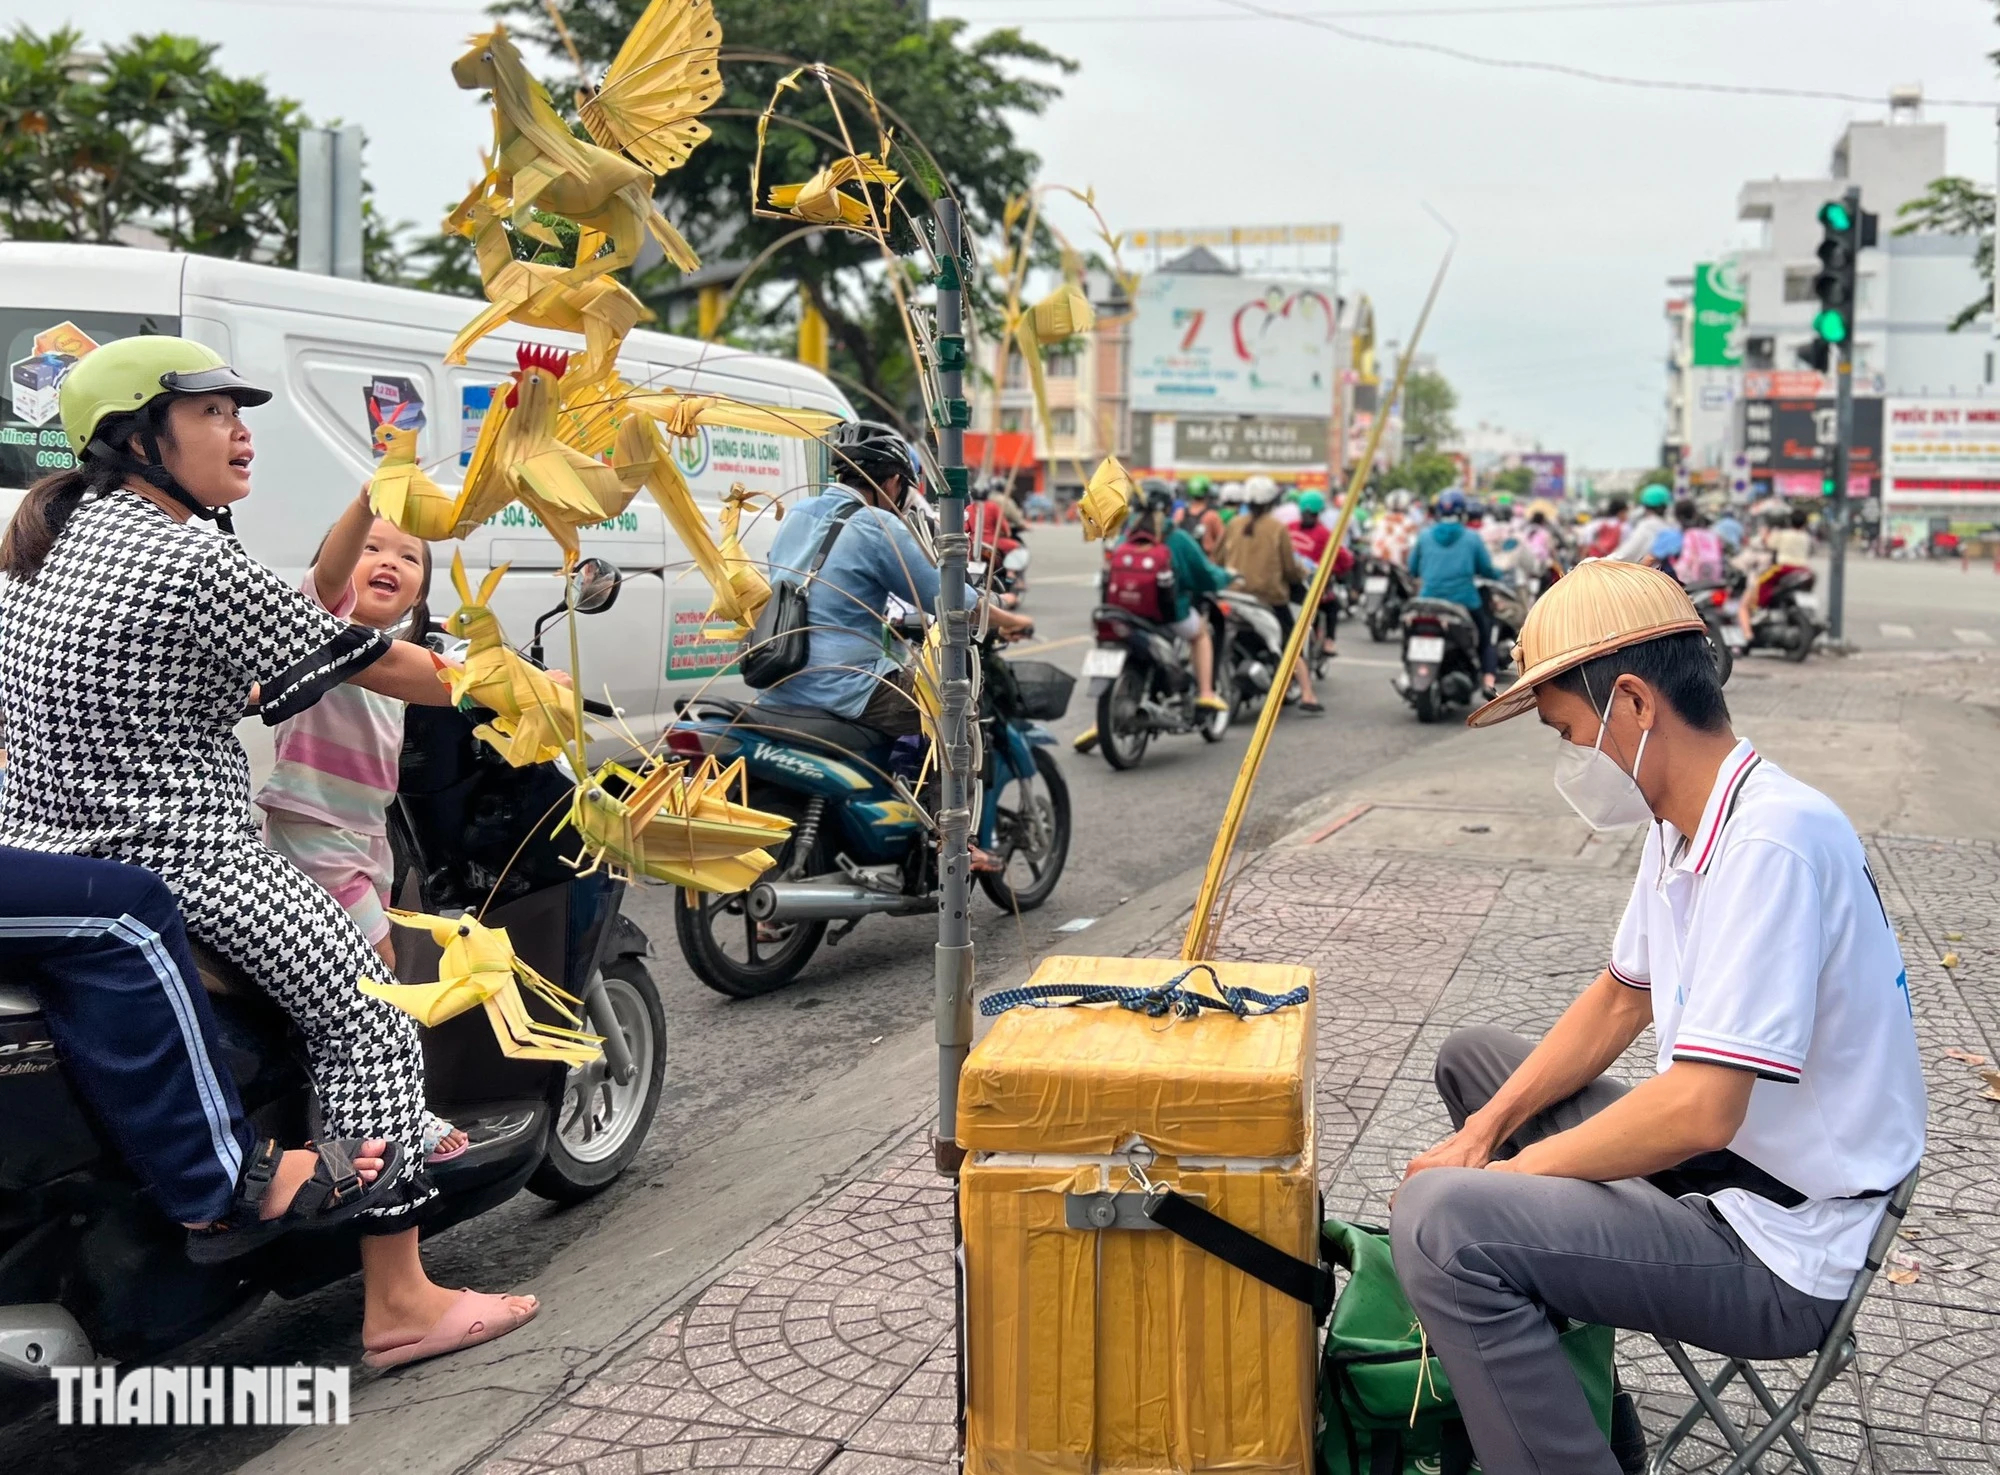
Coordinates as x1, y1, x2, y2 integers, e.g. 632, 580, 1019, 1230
1792, 592, 1818, 612
1081, 647, 1126, 679
1406, 635, 1445, 663
1364, 576, 1389, 594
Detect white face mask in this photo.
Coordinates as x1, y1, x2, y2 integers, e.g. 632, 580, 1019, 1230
1553, 677, 1653, 831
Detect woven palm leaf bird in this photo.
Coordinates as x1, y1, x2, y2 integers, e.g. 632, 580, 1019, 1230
453, 342, 626, 559
368, 425, 461, 542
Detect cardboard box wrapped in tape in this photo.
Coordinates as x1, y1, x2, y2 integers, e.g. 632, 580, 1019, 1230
957, 955, 1319, 1475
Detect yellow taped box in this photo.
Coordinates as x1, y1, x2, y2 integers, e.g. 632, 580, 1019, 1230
958, 956, 1318, 1475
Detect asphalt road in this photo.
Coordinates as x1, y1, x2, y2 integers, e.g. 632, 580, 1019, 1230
13, 536, 1972, 1471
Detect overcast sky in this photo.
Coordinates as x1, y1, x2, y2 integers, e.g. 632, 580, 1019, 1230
13, 0, 1999, 467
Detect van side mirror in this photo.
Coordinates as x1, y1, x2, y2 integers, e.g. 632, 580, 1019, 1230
570, 558, 622, 615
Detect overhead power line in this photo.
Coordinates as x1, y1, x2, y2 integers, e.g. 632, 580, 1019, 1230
1211, 0, 1999, 108
944, 0, 1788, 18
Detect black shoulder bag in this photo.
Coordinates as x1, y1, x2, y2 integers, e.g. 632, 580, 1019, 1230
739, 500, 863, 691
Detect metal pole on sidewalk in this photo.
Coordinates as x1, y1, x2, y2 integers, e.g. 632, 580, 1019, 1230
931, 196, 975, 1175
1828, 185, 1857, 646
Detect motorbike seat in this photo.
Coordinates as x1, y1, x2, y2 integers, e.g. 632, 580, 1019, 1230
1405, 597, 1475, 624
710, 699, 896, 758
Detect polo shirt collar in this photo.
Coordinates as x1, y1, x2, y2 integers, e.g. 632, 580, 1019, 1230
1665, 737, 1760, 877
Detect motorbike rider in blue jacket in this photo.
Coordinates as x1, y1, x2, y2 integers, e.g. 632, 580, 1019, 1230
1408, 488, 1503, 698
759, 421, 1031, 735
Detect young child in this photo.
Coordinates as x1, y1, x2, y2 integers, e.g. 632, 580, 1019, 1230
256, 489, 467, 1163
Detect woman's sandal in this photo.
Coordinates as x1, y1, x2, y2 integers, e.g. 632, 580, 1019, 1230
362, 1289, 539, 1370
186, 1136, 406, 1265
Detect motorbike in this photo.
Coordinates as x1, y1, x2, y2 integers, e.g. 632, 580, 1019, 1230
969, 541, 1031, 607
0, 562, 664, 1378
1361, 557, 1419, 643
1691, 566, 1821, 669
1213, 589, 1297, 722
666, 630, 1072, 997
1082, 597, 1234, 769
1394, 580, 1527, 724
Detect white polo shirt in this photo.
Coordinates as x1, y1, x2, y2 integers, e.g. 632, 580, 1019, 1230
1608, 739, 1926, 1300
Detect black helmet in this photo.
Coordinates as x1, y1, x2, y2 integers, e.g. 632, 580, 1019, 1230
1146, 482, 1174, 517
825, 420, 913, 497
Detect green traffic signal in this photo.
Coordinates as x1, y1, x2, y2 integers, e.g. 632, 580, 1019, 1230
1822, 474, 1837, 497
1813, 308, 1849, 343
1820, 201, 1853, 232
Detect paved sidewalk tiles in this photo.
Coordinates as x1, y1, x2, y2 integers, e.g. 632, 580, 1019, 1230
481, 827, 2000, 1474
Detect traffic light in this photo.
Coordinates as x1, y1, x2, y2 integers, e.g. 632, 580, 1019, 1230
1797, 194, 1878, 372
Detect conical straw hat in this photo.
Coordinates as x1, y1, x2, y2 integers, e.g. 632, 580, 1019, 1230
1467, 558, 1706, 728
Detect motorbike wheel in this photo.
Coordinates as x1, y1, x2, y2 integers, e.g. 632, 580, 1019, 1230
979, 748, 1072, 913
1368, 611, 1391, 644
1704, 624, 1735, 685
527, 956, 666, 1202
1097, 664, 1151, 770
675, 800, 828, 997
1414, 685, 1444, 724
1785, 610, 1818, 662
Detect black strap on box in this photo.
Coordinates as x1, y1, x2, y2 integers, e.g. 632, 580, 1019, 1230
1142, 1187, 1336, 1322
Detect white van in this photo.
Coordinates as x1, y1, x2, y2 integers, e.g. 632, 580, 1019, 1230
0, 243, 852, 769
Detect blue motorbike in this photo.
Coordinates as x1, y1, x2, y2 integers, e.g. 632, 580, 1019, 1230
662, 634, 1075, 997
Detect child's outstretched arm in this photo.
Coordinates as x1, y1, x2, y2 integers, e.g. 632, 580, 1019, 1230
314, 487, 375, 609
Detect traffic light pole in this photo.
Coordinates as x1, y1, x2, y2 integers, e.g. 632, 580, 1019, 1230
1830, 329, 1852, 645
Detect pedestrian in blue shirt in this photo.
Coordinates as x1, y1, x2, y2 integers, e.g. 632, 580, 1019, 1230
759, 422, 1031, 732
1408, 488, 1503, 696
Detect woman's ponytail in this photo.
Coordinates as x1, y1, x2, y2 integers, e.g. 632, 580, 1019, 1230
0, 411, 143, 582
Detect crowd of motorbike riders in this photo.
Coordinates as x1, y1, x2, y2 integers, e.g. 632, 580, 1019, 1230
1074, 471, 1831, 736
0, 365, 1836, 1385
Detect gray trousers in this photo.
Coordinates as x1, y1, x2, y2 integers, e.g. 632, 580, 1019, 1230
1389, 1025, 1845, 1475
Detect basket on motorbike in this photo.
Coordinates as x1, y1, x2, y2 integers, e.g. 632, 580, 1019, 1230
996, 658, 1075, 721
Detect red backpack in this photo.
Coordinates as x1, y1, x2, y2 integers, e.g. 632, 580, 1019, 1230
1105, 530, 1176, 622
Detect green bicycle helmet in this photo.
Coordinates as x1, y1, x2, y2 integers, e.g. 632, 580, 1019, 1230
1638, 483, 1671, 510
60, 336, 271, 532
1184, 474, 1212, 500
1297, 491, 1327, 515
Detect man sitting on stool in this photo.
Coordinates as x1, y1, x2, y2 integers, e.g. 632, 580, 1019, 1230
1392, 559, 1924, 1475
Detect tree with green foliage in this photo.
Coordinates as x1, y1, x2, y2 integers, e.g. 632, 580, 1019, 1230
0, 25, 403, 277
1393, 450, 1459, 500
1490, 465, 1535, 498
1399, 368, 1457, 456
1896, 176, 1991, 331
486, 0, 1072, 430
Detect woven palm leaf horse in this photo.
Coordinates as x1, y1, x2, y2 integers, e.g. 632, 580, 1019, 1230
449, 26, 698, 288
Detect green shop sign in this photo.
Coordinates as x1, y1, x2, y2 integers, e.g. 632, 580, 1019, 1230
1692, 261, 1745, 367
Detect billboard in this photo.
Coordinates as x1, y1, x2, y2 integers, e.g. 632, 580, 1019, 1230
1130, 272, 1337, 417
1172, 415, 1328, 468
1742, 397, 1881, 477
1691, 261, 1745, 367
1519, 452, 1567, 499
1883, 398, 2000, 504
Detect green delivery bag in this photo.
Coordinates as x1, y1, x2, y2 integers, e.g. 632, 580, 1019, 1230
1318, 1220, 1615, 1475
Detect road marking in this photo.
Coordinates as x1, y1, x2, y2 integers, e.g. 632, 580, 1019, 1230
1011, 633, 1090, 656
1054, 916, 1097, 933
1030, 574, 1102, 586
1878, 623, 1914, 640
1954, 628, 1994, 647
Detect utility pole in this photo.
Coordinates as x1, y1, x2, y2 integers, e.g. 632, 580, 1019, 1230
931, 197, 974, 1175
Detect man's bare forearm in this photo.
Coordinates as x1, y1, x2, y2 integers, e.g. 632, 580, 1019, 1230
1463, 972, 1652, 1151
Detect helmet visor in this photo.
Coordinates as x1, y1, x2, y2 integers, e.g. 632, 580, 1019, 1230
159, 365, 273, 407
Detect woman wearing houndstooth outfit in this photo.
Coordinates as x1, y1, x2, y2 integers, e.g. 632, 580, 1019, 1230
0, 337, 537, 1368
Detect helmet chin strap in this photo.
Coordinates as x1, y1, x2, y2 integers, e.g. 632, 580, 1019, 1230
87, 429, 236, 536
